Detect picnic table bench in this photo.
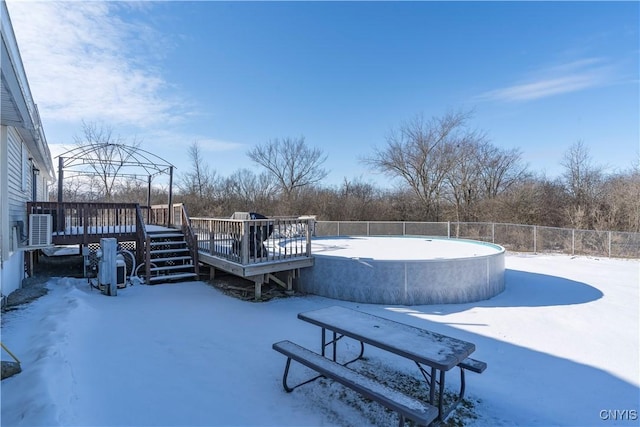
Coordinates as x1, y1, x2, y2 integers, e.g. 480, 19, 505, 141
272, 305, 486, 426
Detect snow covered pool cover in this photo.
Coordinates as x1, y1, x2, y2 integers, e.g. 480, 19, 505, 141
299, 236, 505, 305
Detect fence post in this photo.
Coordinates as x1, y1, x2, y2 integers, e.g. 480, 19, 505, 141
447, 221, 450, 238
533, 225, 537, 253
492, 223, 495, 243
608, 231, 612, 258
572, 229, 575, 256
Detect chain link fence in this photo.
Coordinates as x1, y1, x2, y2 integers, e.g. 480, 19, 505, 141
315, 221, 639, 259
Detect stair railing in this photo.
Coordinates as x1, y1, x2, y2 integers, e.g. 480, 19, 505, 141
178, 204, 199, 277
134, 204, 147, 267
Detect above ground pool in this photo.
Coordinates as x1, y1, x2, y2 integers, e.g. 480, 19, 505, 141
297, 236, 505, 305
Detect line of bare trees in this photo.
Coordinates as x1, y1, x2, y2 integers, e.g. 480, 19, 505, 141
53, 114, 640, 233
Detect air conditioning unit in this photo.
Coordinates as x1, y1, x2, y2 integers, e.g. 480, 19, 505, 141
29, 214, 52, 246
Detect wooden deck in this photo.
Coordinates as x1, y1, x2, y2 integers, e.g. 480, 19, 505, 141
191, 216, 315, 298
26, 203, 315, 298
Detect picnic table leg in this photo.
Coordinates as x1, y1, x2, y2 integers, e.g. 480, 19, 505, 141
282, 357, 295, 392
459, 367, 467, 401
429, 367, 437, 405
415, 362, 463, 423
415, 362, 435, 403
437, 370, 446, 421
281, 356, 324, 392
319, 328, 340, 361
319, 328, 365, 365
436, 369, 468, 423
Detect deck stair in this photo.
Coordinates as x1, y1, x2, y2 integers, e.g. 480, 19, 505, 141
145, 229, 198, 284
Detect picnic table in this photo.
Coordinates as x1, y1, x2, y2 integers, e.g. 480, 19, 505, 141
273, 305, 486, 425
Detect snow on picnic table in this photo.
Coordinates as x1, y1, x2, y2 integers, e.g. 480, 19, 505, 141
1, 253, 638, 426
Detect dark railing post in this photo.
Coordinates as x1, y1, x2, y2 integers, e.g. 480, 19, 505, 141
82, 204, 89, 246
306, 218, 312, 257
210, 225, 215, 256
57, 157, 63, 203
167, 166, 174, 227
135, 204, 146, 266
147, 175, 152, 220
193, 235, 199, 276
145, 234, 151, 283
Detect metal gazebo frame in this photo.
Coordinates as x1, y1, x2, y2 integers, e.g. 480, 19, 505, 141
55, 143, 177, 225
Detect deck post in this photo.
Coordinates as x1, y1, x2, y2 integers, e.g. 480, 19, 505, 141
287, 271, 294, 292
241, 224, 249, 265
306, 219, 312, 256
254, 277, 262, 301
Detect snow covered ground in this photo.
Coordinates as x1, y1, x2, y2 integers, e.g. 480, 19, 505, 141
1, 253, 638, 426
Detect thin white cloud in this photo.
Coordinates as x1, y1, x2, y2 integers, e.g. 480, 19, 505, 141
198, 138, 246, 152
6, 1, 186, 128
479, 57, 616, 102
148, 128, 246, 152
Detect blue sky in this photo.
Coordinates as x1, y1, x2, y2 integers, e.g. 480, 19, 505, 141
7, 1, 639, 188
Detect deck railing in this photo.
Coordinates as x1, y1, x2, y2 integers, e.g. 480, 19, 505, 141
190, 216, 313, 265
148, 203, 185, 228
177, 204, 199, 276
26, 202, 146, 261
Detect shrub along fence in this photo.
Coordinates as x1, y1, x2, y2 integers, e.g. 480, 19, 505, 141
315, 221, 639, 259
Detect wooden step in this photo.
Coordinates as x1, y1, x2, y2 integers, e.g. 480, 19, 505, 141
148, 232, 183, 239
150, 240, 187, 247
144, 228, 197, 284
150, 248, 189, 255
149, 255, 192, 264
148, 272, 198, 283
150, 264, 194, 272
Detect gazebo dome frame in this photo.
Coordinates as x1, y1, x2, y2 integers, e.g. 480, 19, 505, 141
56, 143, 176, 222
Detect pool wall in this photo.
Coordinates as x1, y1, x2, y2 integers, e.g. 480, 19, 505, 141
298, 238, 505, 305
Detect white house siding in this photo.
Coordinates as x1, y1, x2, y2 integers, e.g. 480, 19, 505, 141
8, 127, 29, 242
1, 2, 54, 300
1, 126, 30, 297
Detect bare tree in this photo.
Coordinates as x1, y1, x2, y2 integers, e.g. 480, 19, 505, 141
222, 168, 276, 213
596, 165, 640, 232
338, 177, 383, 220
73, 121, 142, 201
478, 144, 527, 199
177, 142, 219, 216
363, 110, 478, 220
561, 140, 604, 229
247, 136, 328, 208
179, 142, 217, 199
54, 175, 102, 202
444, 139, 485, 222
